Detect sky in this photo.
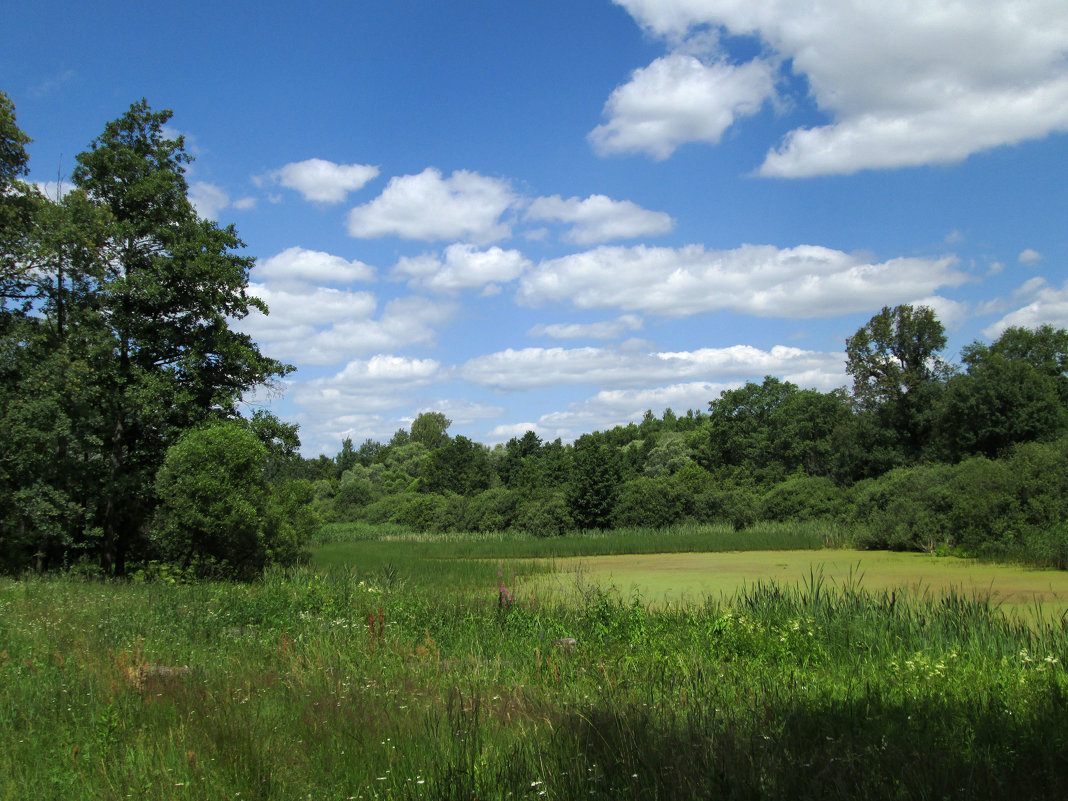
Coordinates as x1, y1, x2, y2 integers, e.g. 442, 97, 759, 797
4, 0, 1068, 454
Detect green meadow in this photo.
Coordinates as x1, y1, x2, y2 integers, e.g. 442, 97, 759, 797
3, 523, 1068, 800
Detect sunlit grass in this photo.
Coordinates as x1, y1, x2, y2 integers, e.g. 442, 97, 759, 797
3, 528, 1068, 799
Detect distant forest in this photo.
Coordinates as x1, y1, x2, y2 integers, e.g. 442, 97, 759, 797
304, 305, 1068, 563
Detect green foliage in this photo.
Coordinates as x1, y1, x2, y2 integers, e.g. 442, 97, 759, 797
513, 490, 573, 536
846, 304, 949, 409
409, 410, 452, 449
612, 476, 686, 529
759, 475, 848, 523
153, 421, 313, 578
846, 304, 950, 459
939, 326, 1068, 459
421, 434, 491, 495
568, 439, 620, 530
1, 97, 291, 575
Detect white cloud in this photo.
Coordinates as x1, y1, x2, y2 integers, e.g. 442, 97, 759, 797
610, 0, 1068, 175
589, 53, 776, 159
460, 342, 844, 391
393, 243, 531, 293
984, 278, 1068, 337
237, 286, 453, 366
189, 181, 229, 220
487, 422, 550, 443
292, 355, 443, 420
534, 382, 733, 440
530, 367, 841, 443
526, 194, 675, 244
411, 399, 506, 426
268, 158, 379, 204
529, 314, 644, 340
233, 196, 257, 210
909, 295, 970, 331
519, 243, 967, 318
255, 246, 375, 288
1019, 248, 1043, 265
347, 168, 517, 243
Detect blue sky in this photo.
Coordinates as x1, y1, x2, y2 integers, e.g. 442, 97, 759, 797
5, 0, 1068, 454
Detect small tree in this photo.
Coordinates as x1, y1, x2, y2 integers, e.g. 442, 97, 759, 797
153, 421, 313, 578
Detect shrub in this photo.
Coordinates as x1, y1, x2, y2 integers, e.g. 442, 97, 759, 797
152, 421, 315, 578
513, 491, 573, 536
759, 475, 847, 523
612, 476, 686, 529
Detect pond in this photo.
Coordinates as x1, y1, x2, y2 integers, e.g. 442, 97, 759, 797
543, 549, 1068, 622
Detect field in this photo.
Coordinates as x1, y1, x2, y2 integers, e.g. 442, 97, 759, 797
3, 523, 1068, 800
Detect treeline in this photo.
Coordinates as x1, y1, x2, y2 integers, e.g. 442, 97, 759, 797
0, 93, 316, 577
305, 307, 1068, 563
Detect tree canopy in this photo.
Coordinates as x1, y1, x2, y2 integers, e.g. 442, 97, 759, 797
0, 96, 306, 576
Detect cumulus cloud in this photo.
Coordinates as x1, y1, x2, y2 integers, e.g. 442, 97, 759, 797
460, 342, 844, 391
237, 286, 454, 366
589, 53, 776, 159
255, 246, 375, 288
525, 193, 675, 244
267, 158, 379, 204
347, 168, 517, 243
189, 181, 230, 220
410, 399, 506, 426
529, 314, 644, 340
487, 421, 551, 443
1019, 248, 1043, 265
609, 0, 1068, 175
526, 364, 843, 442
533, 382, 734, 439
909, 295, 970, 331
292, 355, 443, 419
519, 243, 967, 318
984, 278, 1068, 337
392, 243, 531, 293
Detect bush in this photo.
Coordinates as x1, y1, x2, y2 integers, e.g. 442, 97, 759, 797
848, 464, 956, 550
759, 475, 847, 523
513, 491, 573, 536
152, 421, 315, 579
612, 477, 686, 529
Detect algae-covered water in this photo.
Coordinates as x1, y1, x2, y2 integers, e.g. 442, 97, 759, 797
547, 550, 1068, 621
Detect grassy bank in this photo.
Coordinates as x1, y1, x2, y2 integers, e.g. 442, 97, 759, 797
2, 550, 1067, 799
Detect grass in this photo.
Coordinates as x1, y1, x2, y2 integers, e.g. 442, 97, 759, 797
2, 523, 1067, 799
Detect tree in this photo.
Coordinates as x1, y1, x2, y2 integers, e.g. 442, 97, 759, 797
845, 305, 949, 459
1, 98, 292, 574
410, 411, 452, 450
335, 437, 358, 475
153, 421, 312, 578
422, 435, 492, 496
68, 100, 291, 573
1, 90, 41, 305
568, 439, 620, 530
937, 325, 1068, 459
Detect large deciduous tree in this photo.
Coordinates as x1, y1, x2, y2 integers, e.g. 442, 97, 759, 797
937, 325, 1068, 460
1, 97, 294, 574
845, 304, 949, 460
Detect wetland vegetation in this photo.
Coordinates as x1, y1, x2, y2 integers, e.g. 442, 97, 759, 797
3, 524, 1068, 800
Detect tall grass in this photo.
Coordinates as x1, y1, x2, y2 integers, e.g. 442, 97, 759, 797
314, 518, 845, 561
2, 554, 1066, 799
